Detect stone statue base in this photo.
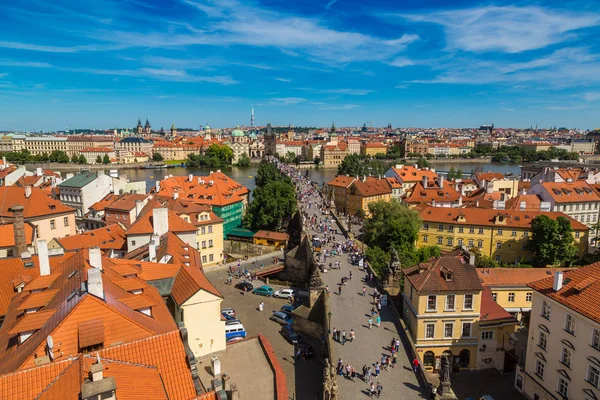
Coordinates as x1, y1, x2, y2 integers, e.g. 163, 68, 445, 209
438, 381, 458, 399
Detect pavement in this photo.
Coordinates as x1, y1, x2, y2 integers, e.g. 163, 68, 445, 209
293, 172, 425, 399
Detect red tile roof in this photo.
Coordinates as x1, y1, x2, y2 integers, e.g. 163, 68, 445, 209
126, 208, 197, 235
404, 181, 461, 204
0, 222, 35, 248
254, 230, 290, 242
478, 268, 574, 287
539, 181, 600, 203
479, 287, 514, 322
327, 175, 354, 188
351, 177, 392, 197
389, 165, 438, 183
0, 187, 75, 219
56, 224, 126, 252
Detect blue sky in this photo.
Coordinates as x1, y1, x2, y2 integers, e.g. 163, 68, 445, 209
1, 0, 599, 131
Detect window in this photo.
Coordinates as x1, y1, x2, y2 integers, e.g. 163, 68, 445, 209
511, 229, 517, 236
497, 228, 503, 235
209, 254, 214, 262
478, 228, 484, 234
538, 331, 547, 350
423, 351, 435, 367
437, 237, 443, 245
495, 255, 501, 262
425, 323, 435, 338
496, 242, 502, 249
423, 235, 428, 243
508, 293, 515, 302
561, 347, 572, 368
469, 226, 475, 234
457, 239, 463, 247
463, 294, 473, 310
576, 232, 581, 238
524, 230, 529, 237
208, 239, 213, 247
536, 360, 545, 379
565, 314, 576, 334
461, 322, 472, 337
208, 226, 213, 233
202, 241, 206, 249
592, 329, 600, 350
492, 292, 497, 302
131, 240, 136, 246
50, 220, 55, 230
63, 217, 69, 226
202, 255, 207, 263
423, 223, 429, 230
588, 364, 600, 388
448, 226, 454, 232
481, 331, 494, 340
541, 300, 551, 320
201, 227, 206, 234
446, 295, 455, 311
458, 226, 464, 233
447, 238, 453, 246
526, 292, 532, 302
438, 224, 444, 231
477, 240, 483, 248
558, 377, 568, 397
444, 323, 453, 338
427, 295, 437, 311
458, 349, 470, 368
468, 239, 474, 247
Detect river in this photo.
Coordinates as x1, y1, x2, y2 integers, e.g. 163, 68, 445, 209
57, 161, 522, 194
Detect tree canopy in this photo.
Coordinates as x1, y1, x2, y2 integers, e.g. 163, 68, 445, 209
49, 150, 70, 163
337, 154, 389, 177
186, 144, 233, 167
102, 154, 111, 164
527, 215, 578, 266
152, 152, 164, 162
236, 153, 251, 167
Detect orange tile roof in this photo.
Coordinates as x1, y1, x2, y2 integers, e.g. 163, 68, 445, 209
126, 208, 197, 235
479, 287, 514, 322
0, 358, 76, 400
24, 274, 61, 292
118, 294, 156, 310
327, 175, 354, 188
529, 261, 600, 323
16, 290, 60, 311
57, 224, 127, 252
104, 193, 148, 212
419, 206, 588, 230
254, 230, 289, 242
390, 165, 438, 183
478, 268, 574, 287
351, 177, 392, 197
386, 177, 402, 188
171, 265, 222, 305
0, 187, 75, 219
0, 222, 35, 248
505, 194, 542, 210
88, 193, 119, 212
473, 172, 504, 182
404, 181, 461, 204
79, 147, 114, 153
113, 278, 147, 292
362, 142, 386, 148
8, 309, 57, 334
78, 319, 104, 349
539, 181, 600, 203
107, 259, 181, 281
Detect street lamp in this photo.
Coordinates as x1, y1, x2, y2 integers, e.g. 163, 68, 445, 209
327, 311, 332, 334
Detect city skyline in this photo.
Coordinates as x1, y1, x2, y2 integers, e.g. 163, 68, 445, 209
1, 0, 599, 131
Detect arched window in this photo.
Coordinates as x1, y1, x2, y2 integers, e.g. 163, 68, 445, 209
423, 351, 435, 367
459, 349, 470, 368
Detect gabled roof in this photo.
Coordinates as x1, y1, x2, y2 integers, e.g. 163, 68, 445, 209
327, 175, 354, 188
539, 181, 600, 203
403, 249, 483, 293
404, 181, 461, 204
126, 208, 197, 236
478, 268, 574, 287
479, 287, 514, 323
389, 165, 438, 183
350, 177, 392, 197
505, 194, 542, 210
56, 224, 127, 252
529, 261, 600, 324
0, 187, 75, 219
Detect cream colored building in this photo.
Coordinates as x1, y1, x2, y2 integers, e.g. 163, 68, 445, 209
517, 266, 600, 400
403, 249, 516, 373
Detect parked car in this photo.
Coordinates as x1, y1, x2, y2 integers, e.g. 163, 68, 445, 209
226, 336, 245, 343
270, 311, 292, 325
280, 325, 299, 344
253, 285, 274, 297
281, 304, 299, 315
225, 319, 242, 326
235, 281, 253, 291
274, 288, 295, 299
221, 308, 236, 320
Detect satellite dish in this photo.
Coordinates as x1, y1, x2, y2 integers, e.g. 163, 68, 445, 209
46, 335, 54, 349
48, 349, 55, 361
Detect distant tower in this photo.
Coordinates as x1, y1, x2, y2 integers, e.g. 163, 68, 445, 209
331, 120, 336, 133
144, 118, 151, 135
251, 106, 255, 128
264, 123, 276, 157
170, 123, 177, 138
136, 118, 143, 134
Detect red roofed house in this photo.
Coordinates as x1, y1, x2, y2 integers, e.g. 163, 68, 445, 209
320, 142, 348, 168
326, 175, 393, 216
384, 164, 439, 196
79, 147, 117, 164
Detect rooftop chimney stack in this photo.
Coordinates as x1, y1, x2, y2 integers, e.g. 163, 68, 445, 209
36, 167, 43, 177
25, 186, 32, 198
486, 182, 494, 194
458, 196, 463, 207
37, 239, 50, 276
87, 267, 104, 299
148, 242, 157, 262
553, 271, 564, 292
155, 180, 161, 193
188, 173, 193, 182
91, 358, 104, 382
422, 176, 428, 189
439, 175, 445, 188
153, 208, 169, 237
9, 205, 27, 256
173, 192, 179, 200
89, 247, 103, 270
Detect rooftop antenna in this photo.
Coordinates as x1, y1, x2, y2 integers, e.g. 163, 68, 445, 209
47, 335, 55, 360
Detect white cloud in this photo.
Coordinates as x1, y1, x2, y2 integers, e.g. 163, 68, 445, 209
583, 92, 600, 102
275, 78, 292, 82
295, 87, 372, 95
325, 0, 338, 10
388, 57, 415, 67
318, 104, 359, 110
0, 40, 123, 53
546, 105, 587, 111
399, 5, 600, 53
271, 97, 307, 105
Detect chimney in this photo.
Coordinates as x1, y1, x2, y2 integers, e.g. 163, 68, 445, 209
553, 271, 564, 292
89, 247, 103, 270
467, 250, 476, 266
87, 267, 104, 299
422, 176, 428, 189
362, 175, 366, 182
521, 188, 527, 195
188, 173, 193, 182
148, 242, 157, 262
439, 175, 444, 188
36, 167, 43, 177
173, 192, 179, 200
91, 358, 104, 382
461, 184, 466, 196
210, 171, 214, 175
155, 180, 161, 193
153, 208, 169, 237
431, 199, 436, 207
37, 239, 50, 276
135, 200, 143, 218
458, 196, 463, 207
197, 177, 202, 184
25, 186, 32, 198
486, 182, 494, 194
9, 205, 27, 256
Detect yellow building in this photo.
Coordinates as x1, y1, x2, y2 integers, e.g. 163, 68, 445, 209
417, 207, 588, 265
253, 230, 289, 249
326, 175, 393, 216
402, 249, 517, 372
320, 142, 348, 168
517, 266, 600, 400
477, 268, 573, 323
360, 142, 387, 157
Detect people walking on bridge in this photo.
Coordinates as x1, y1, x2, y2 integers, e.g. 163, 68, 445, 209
363, 286, 366, 296
341, 330, 346, 345
349, 329, 355, 342
368, 316, 372, 329
376, 315, 381, 327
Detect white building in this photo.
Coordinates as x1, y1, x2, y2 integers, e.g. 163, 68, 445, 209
58, 171, 114, 218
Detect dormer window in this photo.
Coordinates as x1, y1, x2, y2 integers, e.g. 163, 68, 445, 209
445, 272, 453, 281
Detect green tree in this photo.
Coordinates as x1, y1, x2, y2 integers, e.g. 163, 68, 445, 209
102, 153, 110, 164
416, 157, 431, 168
255, 161, 283, 187
152, 152, 164, 162
78, 154, 87, 164
338, 153, 362, 176
366, 246, 391, 276
314, 156, 321, 165
283, 151, 296, 164
186, 153, 204, 167
204, 143, 233, 167
243, 179, 297, 230
527, 215, 578, 266
96, 155, 102, 164
71, 154, 79, 163
236, 153, 251, 167
49, 150, 69, 163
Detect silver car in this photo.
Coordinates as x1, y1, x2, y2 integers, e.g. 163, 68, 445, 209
274, 289, 295, 299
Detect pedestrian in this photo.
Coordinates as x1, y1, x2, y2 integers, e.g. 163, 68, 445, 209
366, 366, 372, 383
295, 347, 302, 360
390, 338, 395, 351
371, 307, 376, 316
377, 301, 381, 311
376, 315, 381, 327
243, 287, 247, 296
412, 357, 420, 373
369, 382, 376, 398
392, 351, 397, 368
384, 356, 390, 371
345, 364, 351, 378
430, 384, 437, 399
341, 330, 346, 345
368, 317, 372, 329
258, 301, 264, 312
376, 381, 383, 398
338, 285, 342, 295
326, 285, 330, 296
395, 338, 400, 352
375, 362, 380, 376
351, 367, 356, 381
362, 365, 367, 381
332, 328, 337, 342
362, 286, 366, 296
349, 329, 355, 342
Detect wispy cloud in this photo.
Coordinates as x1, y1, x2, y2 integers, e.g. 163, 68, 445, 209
325, 0, 338, 10
295, 88, 373, 95
388, 57, 415, 67
275, 78, 292, 82
0, 40, 124, 53
396, 5, 600, 53
583, 92, 600, 102
318, 104, 359, 110
271, 97, 307, 105
546, 105, 587, 111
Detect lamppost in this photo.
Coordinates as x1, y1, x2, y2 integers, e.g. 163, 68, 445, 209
327, 311, 332, 334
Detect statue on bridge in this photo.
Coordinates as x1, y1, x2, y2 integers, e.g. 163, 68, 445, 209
323, 359, 339, 400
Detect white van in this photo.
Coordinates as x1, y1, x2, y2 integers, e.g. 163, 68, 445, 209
225, 322, 246, 341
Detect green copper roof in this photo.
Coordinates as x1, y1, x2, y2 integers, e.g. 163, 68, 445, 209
231, 129, 244, 137
58, 171, 98, 188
